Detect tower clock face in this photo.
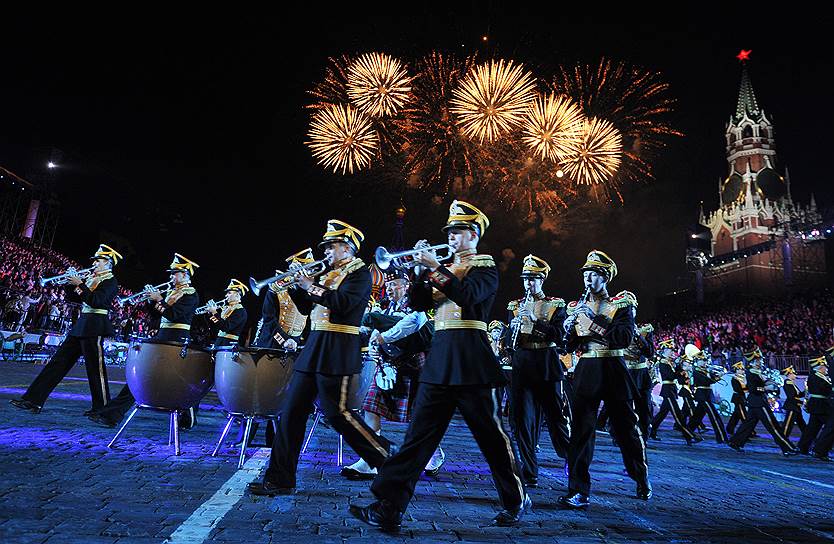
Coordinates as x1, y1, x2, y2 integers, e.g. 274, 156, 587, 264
721, 174, 744, 204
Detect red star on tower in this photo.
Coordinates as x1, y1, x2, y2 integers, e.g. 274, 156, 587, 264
736, 49, 752, 63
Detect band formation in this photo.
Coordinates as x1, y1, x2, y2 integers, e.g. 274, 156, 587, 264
9, 199, 834, 533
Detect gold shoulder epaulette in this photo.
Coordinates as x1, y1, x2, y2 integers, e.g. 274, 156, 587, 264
470, 254, 495, 268
547, 297, 566, 307
566, 300, 580, 315
611, 290, 637, 308
344, 258, 366, 275
507, 299, 520, 311
181, 287, 197, 295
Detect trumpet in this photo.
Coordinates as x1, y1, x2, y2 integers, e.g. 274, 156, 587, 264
195, 299, 227, 315
116, 281, 174, 306
249, 259, 328, 296
39, 266, 95, 287
375, 243, 453, 271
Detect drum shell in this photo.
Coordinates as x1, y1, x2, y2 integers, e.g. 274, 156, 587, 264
214, 348, 295, 417
125, 340, 213, 410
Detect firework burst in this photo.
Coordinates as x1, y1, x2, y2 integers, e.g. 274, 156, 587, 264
521, 93, 585, 162
306, 103, 379, 175
307, 54, 352, 109
347, 52, 413, 118
561, 117, 622, 185
450, 59, 537, 143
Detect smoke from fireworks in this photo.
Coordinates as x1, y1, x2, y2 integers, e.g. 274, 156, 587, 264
306, 103, 379, 175
450, 59, 537, 143
561, 117, 622, 185
522, 93, 585, 162
347, 52, 413, 118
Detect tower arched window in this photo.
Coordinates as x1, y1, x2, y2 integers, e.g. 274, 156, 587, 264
760, 126, 768, 139
742, 125, 753, 139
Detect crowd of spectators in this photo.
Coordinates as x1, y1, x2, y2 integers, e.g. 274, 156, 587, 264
1, 237, 153, 339
655, 290, 834, 359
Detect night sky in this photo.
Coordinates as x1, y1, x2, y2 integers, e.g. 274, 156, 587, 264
2, 9, 832, 320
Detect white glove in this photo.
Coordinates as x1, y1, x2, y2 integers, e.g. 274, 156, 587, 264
375, 364, 397, 391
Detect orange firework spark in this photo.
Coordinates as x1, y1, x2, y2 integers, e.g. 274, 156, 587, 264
306, 103, 379, 175
347, 52, 413, 118
561, 117, 622, 185
450, 59, 537, 143
521, 93, 585, 162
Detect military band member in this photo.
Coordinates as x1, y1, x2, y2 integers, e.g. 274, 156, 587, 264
725, 361, 748, 435
351, 200, 528, 531
207, 279, 248, 348
728, 348, 798, 456
649, 338, 698, 444
89, 253, 200, 428
623, 316, 655, 444
677, 363, 699, 431
248, 220, 394, 497
557, 250, 651, 510
11, 244, 122, 414
781, 366, 807, 439
252, 249, 312, 350
506, 254, 570, 488
797, 353, 832, 459
685, 345, 728, 443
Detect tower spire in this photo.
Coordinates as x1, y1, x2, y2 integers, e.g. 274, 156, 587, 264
735, 64, 761, 122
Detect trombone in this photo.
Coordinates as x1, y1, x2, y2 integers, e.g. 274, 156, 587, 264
195, 299, 227, 315
249, 258, 328, 296
375, 244, 453, 271
39, 266, 95, 287
116, 281, 174, 306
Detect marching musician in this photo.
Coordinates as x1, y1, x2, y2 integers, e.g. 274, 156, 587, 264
623, 312, 655, 444
351, 200, 529, 531
781, 366, 807, 439
252, 248, 312, 350
725, 361, 748, 435
11, 244, 122, 415
248, 220, 395, 497
677, 362, 699, 432
341, 269, 444, 480
505, 254, 569, 488
89, 253, 200, 429
797, 352, 832, 460
207, 279, 248, 348
649, 338, 698, 444
728, 347, 798, 456
557, 250, 651, 509
685, 345, 728, 444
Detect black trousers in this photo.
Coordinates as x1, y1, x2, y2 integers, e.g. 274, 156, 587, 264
687, 400, 728, 443
797, 413, 828, 453
726, 401, 747, 435
782, 409, 807, 439
569, 395, 648, 496
633, 388, 653, 442
372, 383, 525, 513
650, 397, 695, 440
23, 335, 110, 410
729, 405, 794, 452
265, 371, 392, 488
511, 376, 570, 482
813, 413, 834, 456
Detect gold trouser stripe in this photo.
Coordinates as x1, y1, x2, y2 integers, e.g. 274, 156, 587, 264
161, 323, 191, 330
96, 336, 108, 404
339, 375, 388, 458
667, 398, 692, 439
217, 331, 240, 340
662, 381, 676, 385
491, 388, 525, 504
739, 404, 746, 420
580, 349, 627, 358
312, 323, 360, 335
706, 402, 727, 441
435, 319, 487, 331
764, 406, 793, 449
809, 394, 827, 399
695, 386, 712, 390
82, 304, 109, 315
783, 411, 793, 436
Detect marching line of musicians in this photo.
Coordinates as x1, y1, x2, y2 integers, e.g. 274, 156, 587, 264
9, 199, 834, 533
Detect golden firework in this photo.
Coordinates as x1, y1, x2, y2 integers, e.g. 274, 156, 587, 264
521, 93, 585, 162
347, 52, 413, 118
450, 59, 537, 143
561, 117, 622, 185
306, 103, 379, 175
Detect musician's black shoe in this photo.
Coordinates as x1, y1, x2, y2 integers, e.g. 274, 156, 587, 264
728, 443, 744, 452
340, 466, 377, 480
813, 453, 832, 462
557, 492, 590, 510
692, 434, 704, 443
10, 398, 42, 413
782, 449, 799, 457
87, 413, 117, 428
492, 493, 532, 527
524, 478, 538, 488
636, 481, 653, 500
247, 481, 295, 496
349, 500, 402, 533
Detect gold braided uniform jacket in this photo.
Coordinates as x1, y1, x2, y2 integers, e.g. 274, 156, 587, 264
153, 283, 199, 342
288, 257, 371, 375
506, 295, 567, 381
69, 271, 118, 338
409, 249, 504, 385
209, 303, 247, 347
564, 291, 638, 400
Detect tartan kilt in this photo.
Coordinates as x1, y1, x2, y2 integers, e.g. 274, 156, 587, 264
361, 352, 425, 423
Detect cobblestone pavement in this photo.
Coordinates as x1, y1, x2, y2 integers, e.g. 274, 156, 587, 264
0, 360, 832, 543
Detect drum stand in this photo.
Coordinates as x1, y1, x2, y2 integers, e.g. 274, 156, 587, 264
211, 413, 280, 469
300, 408, 346, 466
107, 404, 189, 456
